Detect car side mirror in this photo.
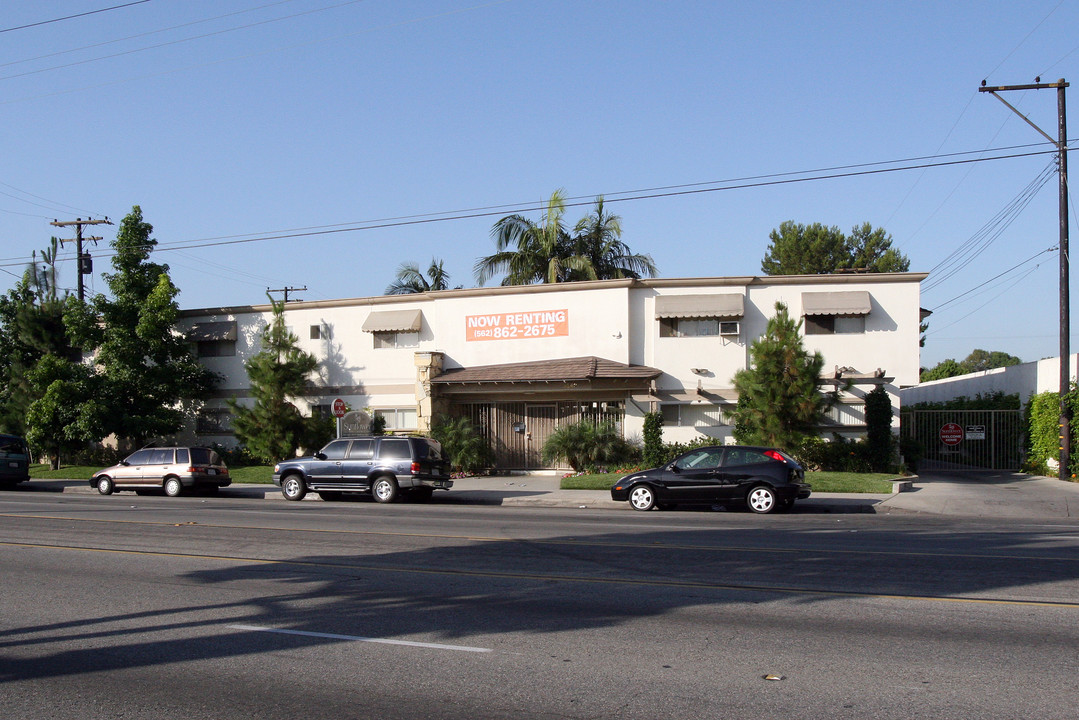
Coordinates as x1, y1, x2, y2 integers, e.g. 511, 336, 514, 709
314, 452, 327, 460
120, 460, 130, 466
667, 463, 680, 473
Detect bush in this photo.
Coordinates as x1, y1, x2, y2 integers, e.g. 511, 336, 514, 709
542, 421, 638, 471
898, 436, 923, 474
642, 411, 665, 468
430, 415, 493, 474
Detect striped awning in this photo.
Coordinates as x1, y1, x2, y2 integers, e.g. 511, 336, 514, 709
801, 291, 871, 316
361, 309, 423, 333
654, 294, 744, 319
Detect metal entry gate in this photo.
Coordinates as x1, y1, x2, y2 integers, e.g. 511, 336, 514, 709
900, 409, 1023, 470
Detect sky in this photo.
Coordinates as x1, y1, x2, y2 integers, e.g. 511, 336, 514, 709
2, 0, 1078, 370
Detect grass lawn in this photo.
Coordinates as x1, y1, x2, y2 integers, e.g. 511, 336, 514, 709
30, 463, 276, 484
561, 470, 900, 493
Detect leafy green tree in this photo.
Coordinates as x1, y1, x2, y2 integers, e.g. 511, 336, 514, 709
66, 206, 217, 447
430, 415, 492, 473
728, 301, 829, 448
229, 297, 322, 463
24, 355, 107, 469
475, 191, 657, 286
962, 348, 1022, 373
920, 358, 965, 382
385, 258, 455, 295
920, 350, 1022, 382
0, 242, 78, 435
761, 221, 910, 275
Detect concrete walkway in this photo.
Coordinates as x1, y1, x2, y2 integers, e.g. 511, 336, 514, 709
18, 469, 1079, 517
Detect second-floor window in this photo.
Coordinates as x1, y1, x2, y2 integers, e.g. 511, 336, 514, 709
373, 331, 419, 349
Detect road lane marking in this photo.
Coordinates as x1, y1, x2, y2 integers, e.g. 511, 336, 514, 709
2, 512, 1078, 563
229, 624, 491, 653
3, 540, 1079, 610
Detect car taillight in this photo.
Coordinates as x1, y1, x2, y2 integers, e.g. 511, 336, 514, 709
764, 450, 786, 463
411, 461, 421, 474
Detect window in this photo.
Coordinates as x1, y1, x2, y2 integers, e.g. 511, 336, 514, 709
805, 315, 865, 335
310, 404, 332, 419
347, 439, 375, 459
197, 409, 232, 433
723, 448, 771, 466
148, 448, 174, 464
310, 325, 322, 339
125, 449, 154, 465
373, 331, 419, 349
378, 438, 411, 460
197, 340, 236, 357
661, 403, 724, 428
659, 317, 720, 337
675, 448, 723, 470
374, 407, 418, 431
321, 440, 350, 460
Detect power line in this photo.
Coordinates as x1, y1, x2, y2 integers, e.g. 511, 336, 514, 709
0, 1, 152, 34
0, 143, 1062, 271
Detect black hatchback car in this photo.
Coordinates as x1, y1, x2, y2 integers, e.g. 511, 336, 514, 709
611, 445, 810, 514
273, 436, 452, 503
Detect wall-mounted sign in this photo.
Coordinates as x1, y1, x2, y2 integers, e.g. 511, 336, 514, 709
466, 309, 569, 342
966, 425, 986, 440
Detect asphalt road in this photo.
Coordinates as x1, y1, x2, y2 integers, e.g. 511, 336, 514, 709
1, 490, 1078, 719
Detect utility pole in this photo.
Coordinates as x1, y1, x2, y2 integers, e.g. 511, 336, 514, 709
50, 217, 112, 302
267, 286, 307, 303
979, 78, 1069, 476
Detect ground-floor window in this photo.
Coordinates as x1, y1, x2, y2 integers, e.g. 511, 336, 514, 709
196, 408, 233, 434
374, 407, 418, 431
660, 403, 725, 428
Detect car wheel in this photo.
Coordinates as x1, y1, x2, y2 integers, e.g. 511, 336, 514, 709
372, 476, 399, 504
628, 484, 656, 511
747, 485, 777, 514
164, 477, 183, 497
281, 474, 307, 501
96, 476, 114, 495
318, 491, 343, 501
410, 487, 434, 503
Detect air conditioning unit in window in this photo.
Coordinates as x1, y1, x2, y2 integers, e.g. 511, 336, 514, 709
719, 321, 740, 336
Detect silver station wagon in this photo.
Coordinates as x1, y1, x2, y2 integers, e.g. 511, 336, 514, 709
91, 446, 231, 497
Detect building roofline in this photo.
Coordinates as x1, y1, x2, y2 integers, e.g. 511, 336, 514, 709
178, 272, 929, 317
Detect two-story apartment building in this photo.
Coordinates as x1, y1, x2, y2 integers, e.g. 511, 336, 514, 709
179, 272, 925, 469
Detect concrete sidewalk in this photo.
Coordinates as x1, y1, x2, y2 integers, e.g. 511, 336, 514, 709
18, 470, 1079, 517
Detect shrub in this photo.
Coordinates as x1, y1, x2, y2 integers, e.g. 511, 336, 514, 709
642, 411, 665, 468
430, 415, 493, 474
542, 421, 637, 471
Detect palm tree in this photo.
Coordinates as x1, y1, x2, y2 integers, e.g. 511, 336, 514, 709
571, 196, 657, 280
385, 258, 453, 295
474, 190, 594, 286
475, 191, 657, 286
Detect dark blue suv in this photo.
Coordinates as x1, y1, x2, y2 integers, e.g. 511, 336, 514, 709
273, 436, 452, 503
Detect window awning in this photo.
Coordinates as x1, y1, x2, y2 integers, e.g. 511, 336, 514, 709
654, 294, 744, 319
188, 321, 236, 341
801, 291, 871, 316
361, 309, 423, 333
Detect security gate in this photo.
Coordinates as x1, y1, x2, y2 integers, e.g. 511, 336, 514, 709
900, 410, 1023, 470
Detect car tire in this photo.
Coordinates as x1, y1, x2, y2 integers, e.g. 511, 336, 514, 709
747, 485, 777, 514
410, 487, 434, 503
372, 476, 399, 504
628, 484, 657, 511
164, 477, 183, 497
318, 491, 343, 501
96, 476, 114, 495
281, 474, 307, 501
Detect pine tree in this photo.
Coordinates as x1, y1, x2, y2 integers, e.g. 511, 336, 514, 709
729, 302, 829, 449
229, 298, 322, 463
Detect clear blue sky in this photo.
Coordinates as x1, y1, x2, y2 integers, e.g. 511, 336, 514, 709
2, 0, 1078, 370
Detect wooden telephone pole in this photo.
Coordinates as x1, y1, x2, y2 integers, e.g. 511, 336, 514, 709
50, 217, 112, 302
979, 78, 1069, 476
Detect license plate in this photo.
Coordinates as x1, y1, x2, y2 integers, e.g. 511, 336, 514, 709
207, 469, 216, 475
8, 461, 16, 468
